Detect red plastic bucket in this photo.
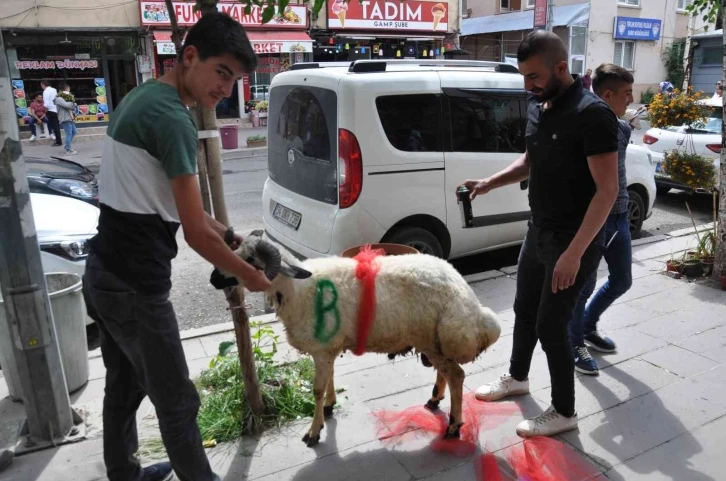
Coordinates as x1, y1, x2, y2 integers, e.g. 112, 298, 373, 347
219, 124, 239, 149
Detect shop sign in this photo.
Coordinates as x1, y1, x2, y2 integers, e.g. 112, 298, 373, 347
613, 17, 662, 41
533, 0, 547, 29
15, 59, 99, 70
158, 40, 310, 55
140, 1, 308, 29
328, 0, 448, 32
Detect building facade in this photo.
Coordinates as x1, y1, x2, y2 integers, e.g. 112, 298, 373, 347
687, 29, 723, 96
461, 0, 712, 100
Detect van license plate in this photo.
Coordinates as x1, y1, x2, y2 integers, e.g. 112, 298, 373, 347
273, 203, 302, 230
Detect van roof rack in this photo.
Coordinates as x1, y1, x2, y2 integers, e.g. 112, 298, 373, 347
347, 59, 519, 74
290, 62, 352, 71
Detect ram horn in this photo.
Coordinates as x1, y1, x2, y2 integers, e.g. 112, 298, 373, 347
254, 239, 282, 281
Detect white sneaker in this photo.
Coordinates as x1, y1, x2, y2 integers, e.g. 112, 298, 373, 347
516, 405, 578, 438
50, 134, 55, 140
65, 150, 78, 155
475, 372, 530, 401
29, 135, 36, 141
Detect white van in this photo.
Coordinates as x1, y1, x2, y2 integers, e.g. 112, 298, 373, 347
261, 60, 656, 260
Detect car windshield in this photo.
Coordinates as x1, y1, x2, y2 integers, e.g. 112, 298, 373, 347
665, 107, 722, 134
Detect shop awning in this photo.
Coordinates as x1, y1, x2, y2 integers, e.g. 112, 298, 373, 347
461, 2, 590, 36
151, 30, 313, 55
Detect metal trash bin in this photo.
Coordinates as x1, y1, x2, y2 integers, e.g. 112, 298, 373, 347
0, 273, 89, 401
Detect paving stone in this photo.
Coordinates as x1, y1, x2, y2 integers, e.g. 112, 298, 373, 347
469, 277, 518, 314
612, 273, 682, 306
531, 358, 681, 420
606, 413, 726, 481
474, 333, 513, 372
593, 327, 667, 369
182, 338, 208, 361
634, 307, 726, 344
218, 401, 381, 480
248, 439, 413, 481
638, 344, 719, 379
559, 366, 726, 470
589, 300, 662, 332
678, 324, 726, 363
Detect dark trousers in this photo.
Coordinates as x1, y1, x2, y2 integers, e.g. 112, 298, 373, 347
82, 252, 215, 481
569, 212, 633, 346
46, 111, 62, 144
509, 223, 601, 417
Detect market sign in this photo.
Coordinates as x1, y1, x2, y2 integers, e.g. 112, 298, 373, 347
140, 1, 308, 28
328, 0, 448, 32
613, 16, 662, 41
156, 40, 310, 55
15, 59, 99, 70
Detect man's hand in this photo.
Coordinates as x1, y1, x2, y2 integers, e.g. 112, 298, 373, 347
459, 179, 493, 201
229, 231, 244, 250
552, 248, 581, 293
244, 269, 272, 292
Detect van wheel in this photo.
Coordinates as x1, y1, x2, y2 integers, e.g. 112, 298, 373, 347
627, 189, 645, 239
384, 226, 444, 258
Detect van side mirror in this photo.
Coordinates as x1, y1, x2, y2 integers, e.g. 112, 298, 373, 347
520, 180, 529, 190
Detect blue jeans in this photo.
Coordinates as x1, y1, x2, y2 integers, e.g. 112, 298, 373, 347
62, 121, 77, 152
28, 116, 48, 136
569, 212, 633, 346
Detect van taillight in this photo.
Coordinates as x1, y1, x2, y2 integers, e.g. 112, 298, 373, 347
339, 129, 362, 208
643, 134, 658, 145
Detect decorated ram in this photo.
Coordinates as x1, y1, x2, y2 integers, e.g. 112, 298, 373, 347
211, 232, 502, 447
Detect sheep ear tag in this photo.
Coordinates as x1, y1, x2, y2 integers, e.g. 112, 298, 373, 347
280, 263, 312, 279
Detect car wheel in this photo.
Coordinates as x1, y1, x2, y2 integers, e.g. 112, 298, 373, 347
627, 189, 645, 239
656, 185, 671, 196
384, 226, 444, 258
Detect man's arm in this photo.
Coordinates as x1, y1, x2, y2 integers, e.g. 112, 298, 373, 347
460, 151, 530, 200
29, 106, 40, 121
171, 175, 271, 291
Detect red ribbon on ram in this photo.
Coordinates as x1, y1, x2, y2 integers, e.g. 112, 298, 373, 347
352, 245, 385, 356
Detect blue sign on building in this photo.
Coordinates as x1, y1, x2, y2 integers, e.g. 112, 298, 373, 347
613, 17, 662, 41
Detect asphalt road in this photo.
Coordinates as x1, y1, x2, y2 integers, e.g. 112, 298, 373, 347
170, 147, 719, 332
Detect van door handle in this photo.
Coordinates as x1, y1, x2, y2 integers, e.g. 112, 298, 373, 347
520, 180, 529, 190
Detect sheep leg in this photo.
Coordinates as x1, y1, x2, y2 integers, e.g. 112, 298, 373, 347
324, 363, 337, 418
303, 355, 334, 447
424, 371, 447, 412
441, 362, 465, 440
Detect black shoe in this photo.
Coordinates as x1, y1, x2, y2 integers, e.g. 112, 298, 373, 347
141, 462, 174, 481
53, 143, 63, 146
585, 330, 616, 353
574, 344, 599, 376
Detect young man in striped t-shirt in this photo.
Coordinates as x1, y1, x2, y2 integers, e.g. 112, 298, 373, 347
83, 12, 269, 481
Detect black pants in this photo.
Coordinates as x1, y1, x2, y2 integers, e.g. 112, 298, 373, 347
509, 222, 601, 418
46, 111, 62, 144
82, 252, 215, 481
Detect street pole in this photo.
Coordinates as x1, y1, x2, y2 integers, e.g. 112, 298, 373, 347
546, 0, 555, 32
0, 29, 80, 453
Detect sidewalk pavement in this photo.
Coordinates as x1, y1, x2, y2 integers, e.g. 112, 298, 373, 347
1, 227, 724, 481
20, 126, 268, 173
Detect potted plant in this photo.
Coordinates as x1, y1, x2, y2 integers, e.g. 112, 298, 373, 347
697, 230, 716, 276
247, 135, 267, 148
661, 150, 717, 193
666, 258, 684, 273
681, 254, 703, 278
646, 87, 710, 130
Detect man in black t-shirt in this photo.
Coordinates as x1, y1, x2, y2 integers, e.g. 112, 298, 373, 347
459, 31, 619, 438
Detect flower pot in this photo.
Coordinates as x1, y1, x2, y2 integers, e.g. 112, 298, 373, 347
247, 140, 267, 148
250, 110, 260, 127
684, 250, 699, 261
666, 260, 684, 273
702, 256, 714, 276
681, 260, 703, 278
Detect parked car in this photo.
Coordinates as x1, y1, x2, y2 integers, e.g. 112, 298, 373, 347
26, 156, 99, 206
32, 192, 99, 325
642, 96, 721, 195
261, 60, 657, 262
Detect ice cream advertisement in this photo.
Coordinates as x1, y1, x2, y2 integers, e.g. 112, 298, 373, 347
139, 1, 308, 28
328, 0, 449, 31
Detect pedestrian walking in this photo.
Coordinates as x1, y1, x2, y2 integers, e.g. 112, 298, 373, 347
54, 83, 78, 155
460, 30, 619, 437
41, 80, 63, 146
82, 12, 265, 481
28, 93, 49, 141
568, 64, 635, 375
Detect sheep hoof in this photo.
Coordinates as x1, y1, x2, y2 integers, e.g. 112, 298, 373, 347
324, 405, 335, 418
424, 400, 440, 412
443, 424, 462, 440
302, 432, 321, 447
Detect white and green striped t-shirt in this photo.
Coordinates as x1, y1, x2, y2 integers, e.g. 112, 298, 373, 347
89, 79, 198, 294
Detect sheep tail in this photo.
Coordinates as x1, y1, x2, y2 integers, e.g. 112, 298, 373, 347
352, 245, 385, 356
